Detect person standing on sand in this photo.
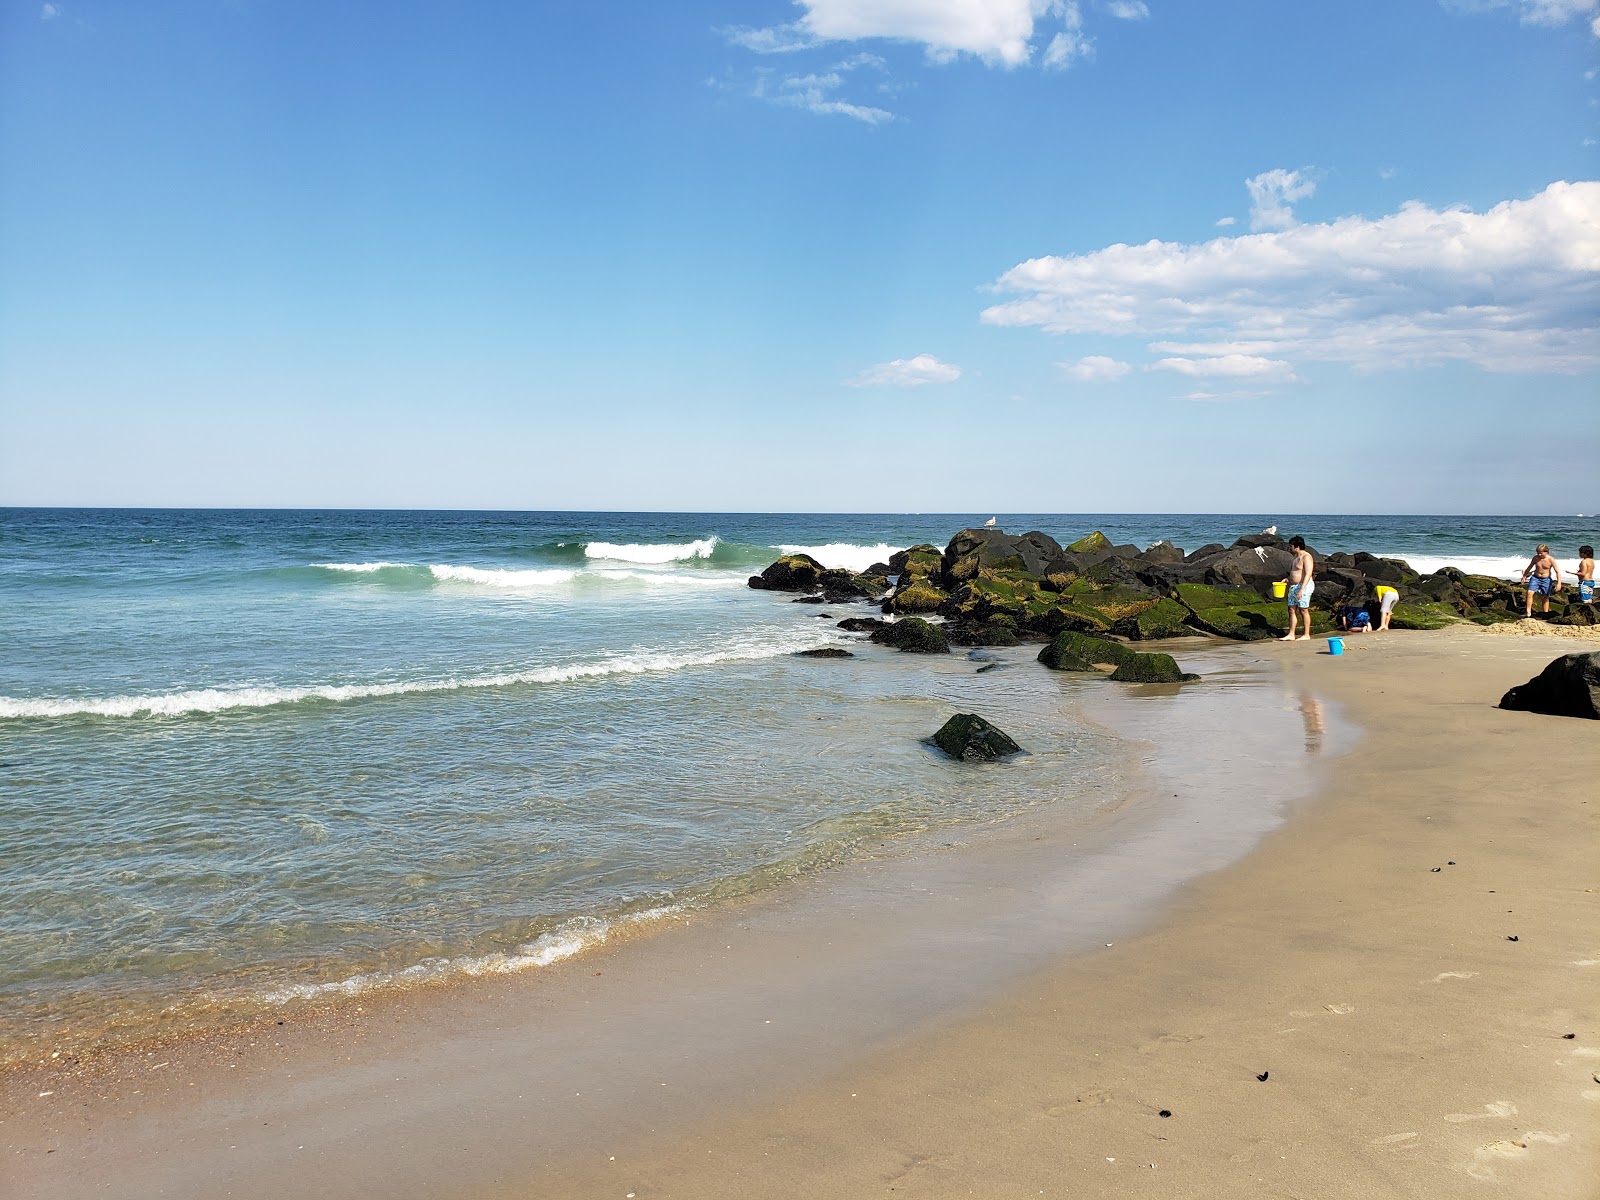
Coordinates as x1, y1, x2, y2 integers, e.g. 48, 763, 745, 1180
1520, 543, 1561, 617
1280, 535, 1315, 642
1374, 586, 1399, 632
1578, 545, 1595, 605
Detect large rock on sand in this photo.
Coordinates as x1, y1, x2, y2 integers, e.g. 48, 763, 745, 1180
930, 713, 1023, 761
1498, 651, 1600, 720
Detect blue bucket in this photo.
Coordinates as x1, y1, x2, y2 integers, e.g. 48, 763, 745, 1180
1328, 637, 1345, 656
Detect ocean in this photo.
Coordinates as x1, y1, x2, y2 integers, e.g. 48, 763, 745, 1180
0, 509, 1590, 1063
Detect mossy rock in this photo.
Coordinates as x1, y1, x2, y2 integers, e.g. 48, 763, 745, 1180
891, 581, 949, 614
941, 572, 1049, 622
889, 545, 943, 579
869, 616, 950, 653
1108, 652, 1200, 683
930, 713, 1023, 761
1389, 601, 1460, 630
1025, 600, 1117, 637
750, 553, 825, 591
1184, 600, 1292, 641
1175, 583, 1262, 612
1038, 631, 1136, 672
1467, 610, 1523, 626
1074, 586, 1159, 623
1067, 531, 1112, 554
1113, 597, 1203, 641
946, 621, 1023, 647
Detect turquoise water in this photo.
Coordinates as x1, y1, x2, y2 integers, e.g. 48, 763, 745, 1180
0, 509, 1590, 1059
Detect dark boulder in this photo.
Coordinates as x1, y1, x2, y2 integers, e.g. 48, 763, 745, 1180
1498, 652, 1600, 719
1138, 540, 1185, 565
946, 621, 1023, 647
837, 616, 886, 633
1112, 597, 1202, 641
793, 647, 854, 658
1185, 542, 1226, 562
1038, 631, 1137, 672
1108, 652, 1200, 683
930, 713, 1024, 761
1232, 533, 1289, 552
870, 617, 950, 654
749, 553, 825, 591
942, 528, 1064, 583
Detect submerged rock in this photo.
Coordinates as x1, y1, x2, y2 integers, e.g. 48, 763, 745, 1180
836, 616, 887, 633
793, 647, 854, 658
930, 713, 1023, 761
1498, 651, 1600, 720
869, 616, 950, 654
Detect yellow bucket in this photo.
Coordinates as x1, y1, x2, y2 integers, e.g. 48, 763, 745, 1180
1272, 581, 1287, 599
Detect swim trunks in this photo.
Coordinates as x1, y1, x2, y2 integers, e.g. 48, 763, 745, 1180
1286, 580, 1315, 609
1527, 575, 1554, 596
1581, 579, 1595, 603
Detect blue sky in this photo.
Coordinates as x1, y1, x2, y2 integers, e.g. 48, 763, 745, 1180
1, 0, 1595, 512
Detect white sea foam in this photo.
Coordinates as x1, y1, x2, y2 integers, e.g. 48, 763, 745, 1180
1382, 554, 1582, 582
428, 564, 579, 587
311, 561, 412, 573
257, 906, 683, 1004
0, 634, 828, 719
777, 543, 902, 573
584, 537, 719, 564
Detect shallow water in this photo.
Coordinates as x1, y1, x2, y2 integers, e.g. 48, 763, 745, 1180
0, 509, 1577, 1060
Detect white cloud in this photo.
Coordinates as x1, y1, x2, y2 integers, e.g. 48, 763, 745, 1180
1042, 4, 1093, 70
847, 353, 963, 386
1153, 354, 1298, 380
731, 54, 895, 123
1440, 0, 1600, 27
1062, 355, 1132, 381
1215, 215, 1237, 227
980, 180, 1600, 375
1246, 167, 1317, 231
726, 0, 1114, 68
1105, 0, 1150, 17
40, 2, 59, 18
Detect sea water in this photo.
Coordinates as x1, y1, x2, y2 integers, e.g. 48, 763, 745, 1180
0, 509, 1589, 1061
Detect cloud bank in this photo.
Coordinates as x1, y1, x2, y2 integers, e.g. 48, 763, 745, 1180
847, 354, 963, 386
982, 180, 1600, 375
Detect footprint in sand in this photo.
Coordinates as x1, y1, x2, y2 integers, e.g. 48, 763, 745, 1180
1138, 1033, 1202, 1054
1369, 1131, 1420, 1152
1323, 1003, 1356, 1014
1462, 1131, 1570, 1181
1445, 1101, 1517, 1122
1424, 971, 1478, 984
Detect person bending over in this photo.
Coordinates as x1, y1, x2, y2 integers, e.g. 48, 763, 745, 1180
1374, 586, 1399, 632
1521, 543, 1560, 617
1280, 535, 1315, 642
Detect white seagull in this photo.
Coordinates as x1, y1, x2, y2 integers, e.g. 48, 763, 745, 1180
983, 517, 997, 527
1263, 525, 1278, 535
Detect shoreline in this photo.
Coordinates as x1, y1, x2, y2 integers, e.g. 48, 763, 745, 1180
3, 638, 1341, 1199
539, 626, 1599, 1198
4, 627, 1595, 1198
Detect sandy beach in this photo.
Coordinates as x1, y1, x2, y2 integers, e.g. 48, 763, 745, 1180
4, 626, 1596, 1199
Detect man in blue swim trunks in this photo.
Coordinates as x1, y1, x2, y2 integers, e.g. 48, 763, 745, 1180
1280, 535, 1315, 641
1578, 545, 1595, 605
1521, 543, 1561, 617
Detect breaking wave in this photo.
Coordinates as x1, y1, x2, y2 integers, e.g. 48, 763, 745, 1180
1383, 553, 1581, 581
584, 537, 720, 564
0, 634, 831, 720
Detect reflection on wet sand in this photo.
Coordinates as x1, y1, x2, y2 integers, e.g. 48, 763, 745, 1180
1299, 693, 1325, 754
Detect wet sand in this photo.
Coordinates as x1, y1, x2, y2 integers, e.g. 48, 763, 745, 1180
4, 630, 1596, 1198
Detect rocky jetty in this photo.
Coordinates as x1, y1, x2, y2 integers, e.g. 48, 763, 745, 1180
750, 526, 1580, 645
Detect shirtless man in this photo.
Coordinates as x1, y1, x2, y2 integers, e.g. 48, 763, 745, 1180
1521, 543, 1561, 617
1280, 535, 1315, 642
1577, 544, 1595, 606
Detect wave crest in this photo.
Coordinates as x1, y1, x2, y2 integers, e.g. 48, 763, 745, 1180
0, 634, 831, 720
584, 537, 719, 564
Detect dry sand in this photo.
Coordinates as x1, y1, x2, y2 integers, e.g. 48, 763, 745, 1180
4, 628, 1595, 1199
